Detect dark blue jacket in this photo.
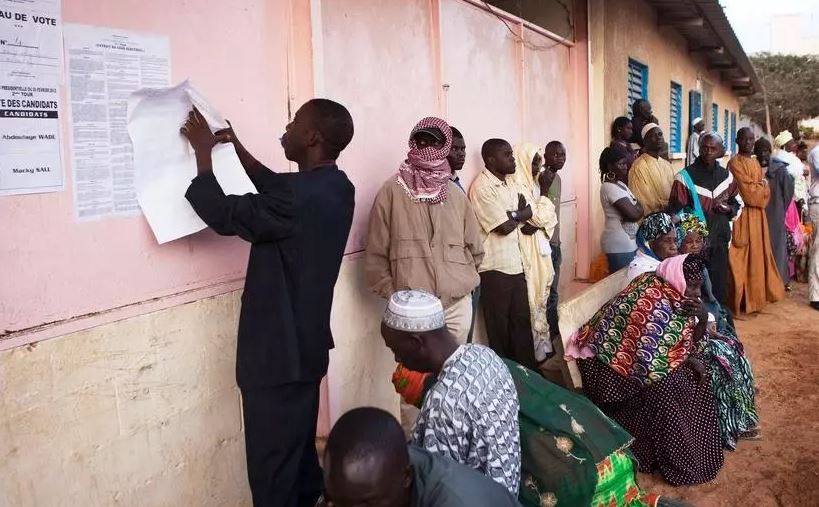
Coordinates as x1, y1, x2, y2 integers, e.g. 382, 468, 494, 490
186, 162, 354, 388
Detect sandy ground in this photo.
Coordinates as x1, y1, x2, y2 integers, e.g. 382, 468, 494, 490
639, 282, 819, 507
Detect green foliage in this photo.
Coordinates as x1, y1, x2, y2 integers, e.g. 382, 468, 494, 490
740, 53, 819, 136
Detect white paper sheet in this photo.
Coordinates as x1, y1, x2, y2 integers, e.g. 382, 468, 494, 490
127, 80, 257, 244
0, 0, 62, 81
64, 24, 170, 220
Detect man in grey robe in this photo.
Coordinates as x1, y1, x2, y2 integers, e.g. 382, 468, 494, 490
755, 137, 794, 286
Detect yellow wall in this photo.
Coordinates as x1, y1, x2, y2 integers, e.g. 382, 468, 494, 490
587, 0, 742, 260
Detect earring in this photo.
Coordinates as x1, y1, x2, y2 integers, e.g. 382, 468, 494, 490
606, 171, 616, 181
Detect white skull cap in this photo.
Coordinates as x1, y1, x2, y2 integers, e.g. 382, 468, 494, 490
383, 290, 446, 333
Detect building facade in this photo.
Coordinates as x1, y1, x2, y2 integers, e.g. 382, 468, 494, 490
0, 0, 757, 504
586, 0, 759, 261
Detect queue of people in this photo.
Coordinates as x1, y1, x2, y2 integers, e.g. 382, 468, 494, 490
177, 95, 813, 506
359, 116, 692, 505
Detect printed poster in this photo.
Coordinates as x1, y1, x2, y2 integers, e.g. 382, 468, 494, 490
64, 23, 170, 220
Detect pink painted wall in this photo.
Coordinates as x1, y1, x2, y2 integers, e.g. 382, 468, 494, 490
1, 0, 590, 341
1, 0, 293, 334
319, 0, 441, 253
319, 0, 586, 256
0, 0, 588, 437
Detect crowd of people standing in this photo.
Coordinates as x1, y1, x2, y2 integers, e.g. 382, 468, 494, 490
178, 95, 817, 506
601, 99, 818, 314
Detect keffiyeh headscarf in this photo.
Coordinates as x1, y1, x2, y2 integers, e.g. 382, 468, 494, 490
675, 212, 709, 246
636, 212, 674, 259
397, 117, 453, 204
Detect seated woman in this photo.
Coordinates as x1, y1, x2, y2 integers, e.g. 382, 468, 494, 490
676, 213, 760, 448
626, 211, 678, 281
599, 147, 643, 272
572, 254, 724, 486
393, 360, 673, 507
675, 213, 732, 334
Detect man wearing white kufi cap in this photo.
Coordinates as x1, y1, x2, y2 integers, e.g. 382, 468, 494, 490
687, 117, 706, 166
628, 123, 677, 214
380, 290, 521, 495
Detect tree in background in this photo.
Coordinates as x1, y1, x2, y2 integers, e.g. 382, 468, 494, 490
740, 53, 819, 136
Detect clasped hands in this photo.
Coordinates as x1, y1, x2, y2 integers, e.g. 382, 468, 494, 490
507, 193, 538, 235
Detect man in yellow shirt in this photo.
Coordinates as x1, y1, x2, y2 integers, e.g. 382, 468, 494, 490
469, 138, 539, 370
629, 123, 677, 214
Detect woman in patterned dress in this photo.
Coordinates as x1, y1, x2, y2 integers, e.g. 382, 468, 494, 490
676, 213, 760, 449
573, 254, 724, 486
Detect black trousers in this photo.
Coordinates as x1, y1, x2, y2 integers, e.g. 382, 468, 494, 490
479, 270, 538, 370
546, 243, 562, 334
241, 382, 323, 507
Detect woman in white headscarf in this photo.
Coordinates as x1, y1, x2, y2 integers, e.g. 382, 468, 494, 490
511, 143, 559, 362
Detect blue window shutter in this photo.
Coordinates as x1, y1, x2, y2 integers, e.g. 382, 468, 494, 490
723, 109, 729, 150
627, 58, 648, 114
689, 90, 702, 132
731, 112, 737, 152
641, 65, 649, 99
712, 103, 719, 131
669, 82, 682, 153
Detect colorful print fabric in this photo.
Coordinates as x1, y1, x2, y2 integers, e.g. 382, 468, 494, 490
576, 273, 695, 385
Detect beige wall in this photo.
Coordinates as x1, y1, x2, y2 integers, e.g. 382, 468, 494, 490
0, 292, 250, 506
0, 256, 409, 506
587, 0, 742, 260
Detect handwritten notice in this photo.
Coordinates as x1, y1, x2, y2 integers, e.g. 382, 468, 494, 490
64, 24, 170, 220
0, 0, 61, 81
0, 0, 62, 196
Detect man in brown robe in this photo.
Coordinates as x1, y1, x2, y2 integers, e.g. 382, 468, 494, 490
727, 127, 785, 315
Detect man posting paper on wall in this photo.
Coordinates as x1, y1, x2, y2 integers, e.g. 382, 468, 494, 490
180, 99, 355, 507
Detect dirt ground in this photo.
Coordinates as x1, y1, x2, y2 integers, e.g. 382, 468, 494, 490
638, 282, 819, 507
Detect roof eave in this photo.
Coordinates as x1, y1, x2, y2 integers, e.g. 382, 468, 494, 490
645, 0, 762, 96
